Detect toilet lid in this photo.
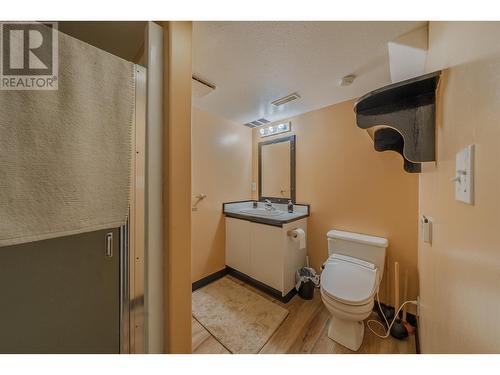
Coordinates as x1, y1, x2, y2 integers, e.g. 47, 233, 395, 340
321, 255, 377, 305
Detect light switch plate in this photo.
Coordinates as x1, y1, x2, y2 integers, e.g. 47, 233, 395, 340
454, 144, 474, 205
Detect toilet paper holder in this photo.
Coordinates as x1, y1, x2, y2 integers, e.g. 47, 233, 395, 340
288, 228, 306, 249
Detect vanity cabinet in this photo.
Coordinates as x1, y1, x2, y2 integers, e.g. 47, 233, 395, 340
250, 222, 284, 291
225, 216, 307, 298
225, 217, 251, 276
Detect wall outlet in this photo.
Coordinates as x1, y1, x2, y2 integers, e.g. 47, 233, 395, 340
251, 181, 257, 192
420, 216, 432, 244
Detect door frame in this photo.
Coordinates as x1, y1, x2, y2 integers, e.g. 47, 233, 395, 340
120, 64, 147, 354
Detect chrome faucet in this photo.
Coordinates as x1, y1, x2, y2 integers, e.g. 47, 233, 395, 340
264, 199, 274, 211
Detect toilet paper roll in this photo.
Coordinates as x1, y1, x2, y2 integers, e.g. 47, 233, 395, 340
290, 228, 306, 249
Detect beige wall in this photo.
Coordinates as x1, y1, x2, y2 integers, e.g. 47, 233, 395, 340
252, 100, 419, 307
418, 22, 500, 353
191, 107, 253, 282
163, 21, 192, 354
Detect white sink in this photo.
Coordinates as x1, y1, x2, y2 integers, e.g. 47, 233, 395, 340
239, 208, 286, 217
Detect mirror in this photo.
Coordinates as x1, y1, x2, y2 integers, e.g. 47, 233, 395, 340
258, 135, 296, 203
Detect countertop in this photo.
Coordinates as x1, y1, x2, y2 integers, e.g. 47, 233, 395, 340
223, 200, 309, 227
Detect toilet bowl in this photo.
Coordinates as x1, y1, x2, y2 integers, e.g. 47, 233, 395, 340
320, 230, 388, 351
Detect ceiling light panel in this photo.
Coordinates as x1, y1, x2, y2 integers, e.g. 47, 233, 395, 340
271, 92, 301, 107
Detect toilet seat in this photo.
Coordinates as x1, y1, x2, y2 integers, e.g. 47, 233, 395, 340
321, 254, 378, 306
321, 289, 375, 318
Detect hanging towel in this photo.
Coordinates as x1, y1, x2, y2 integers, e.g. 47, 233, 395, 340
0, 29, 135, 247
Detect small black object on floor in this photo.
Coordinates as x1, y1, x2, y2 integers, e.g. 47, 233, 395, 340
298, 280, 315, 300
390, 319, 409, 340
376, 304, 395, 325
375, 302, 412, 340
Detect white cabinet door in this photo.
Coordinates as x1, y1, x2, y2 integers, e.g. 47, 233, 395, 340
250, 223, 284, 292
225, 217, 251, 275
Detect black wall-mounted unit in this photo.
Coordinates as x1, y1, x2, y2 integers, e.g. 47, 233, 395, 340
374, 128, 421, 173
354, 71, 441, 173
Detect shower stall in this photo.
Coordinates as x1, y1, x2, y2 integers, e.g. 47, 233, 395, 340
0, 22, 163, 354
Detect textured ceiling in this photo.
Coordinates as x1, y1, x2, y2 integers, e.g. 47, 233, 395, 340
192, 21, 426, 125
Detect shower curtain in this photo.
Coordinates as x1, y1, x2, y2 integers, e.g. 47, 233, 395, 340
0, 28, 135, 246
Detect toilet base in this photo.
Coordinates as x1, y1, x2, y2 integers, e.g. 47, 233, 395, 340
327, 315, 365, 351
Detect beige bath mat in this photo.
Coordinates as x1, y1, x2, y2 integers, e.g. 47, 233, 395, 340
192, 277, 289, 353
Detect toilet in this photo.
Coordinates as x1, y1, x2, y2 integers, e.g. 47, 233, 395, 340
320, 229, 388, 351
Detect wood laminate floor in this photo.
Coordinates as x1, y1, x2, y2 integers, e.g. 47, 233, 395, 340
192, 275, 417, 354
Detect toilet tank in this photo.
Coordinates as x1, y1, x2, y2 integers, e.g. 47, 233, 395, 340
327, 229, 388, 276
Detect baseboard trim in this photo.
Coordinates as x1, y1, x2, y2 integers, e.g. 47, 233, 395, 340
415, 322, 421, 354
192, 268, 228, 292
226, 266, 296, 303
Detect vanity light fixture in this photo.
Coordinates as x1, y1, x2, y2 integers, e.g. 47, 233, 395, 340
259, 122, 291, 138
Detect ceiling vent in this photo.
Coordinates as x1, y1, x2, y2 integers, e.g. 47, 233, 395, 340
243, 118, 270, 128
192, 75, 216, 98
271, 92, 301, 107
